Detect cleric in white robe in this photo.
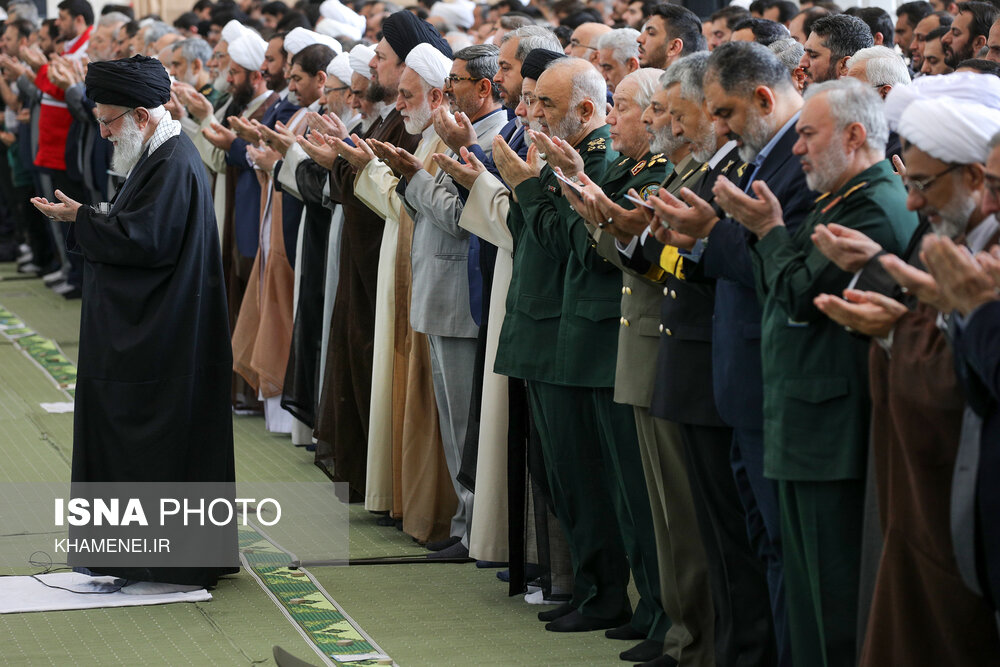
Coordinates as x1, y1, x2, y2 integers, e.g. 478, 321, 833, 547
31, 55, 237, 590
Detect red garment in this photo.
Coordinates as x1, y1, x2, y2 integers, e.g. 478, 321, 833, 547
34, 25, 92, 171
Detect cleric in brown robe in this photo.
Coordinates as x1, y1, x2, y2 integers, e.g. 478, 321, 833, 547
312, 11, 445, 501
31, 56, 237, 592
815, 83, 1000, 664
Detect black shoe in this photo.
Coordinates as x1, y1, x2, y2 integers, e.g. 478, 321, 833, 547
620, 639, 663, 662
545, 610, 632, 633
426, 541, 472, 561
538, 602, 575, 622
475, 560, 507, 568
635, 653, 678, 667
425, 536, 461, 551
606, 623, 645, 640
61, 286, 82, 300
375, 514, 396, 527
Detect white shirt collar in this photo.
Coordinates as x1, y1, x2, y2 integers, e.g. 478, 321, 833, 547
967, 214, 999, 253
707, 139, 737, 169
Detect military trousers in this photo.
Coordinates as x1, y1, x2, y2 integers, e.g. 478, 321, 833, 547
778, 478, 864, 667
527, 381, 630, 622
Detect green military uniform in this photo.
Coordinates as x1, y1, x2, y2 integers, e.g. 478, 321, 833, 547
505, 125, 632, 627
201, 83, 226, 110
750, 159, 918, 667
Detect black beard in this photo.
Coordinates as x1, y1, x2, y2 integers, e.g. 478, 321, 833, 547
231, 79, 254, 109
265, 70, 286, 91
366, 81, 391, 104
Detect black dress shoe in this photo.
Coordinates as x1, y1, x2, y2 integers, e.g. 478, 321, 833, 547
545, 610, 632, 633
537, 602, 575, 622
425, 535, 461, 551
635, 653, 679, 667
426, 541, 472, 561
606, 623, 645, 640
61, 287, 82, 300
375, 515, 396, 526
620, 639, 663, 662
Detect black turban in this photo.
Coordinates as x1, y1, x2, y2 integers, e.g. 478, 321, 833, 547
85, 56, 171, 109
380, 10, 452, 61
520, 49, 566, 81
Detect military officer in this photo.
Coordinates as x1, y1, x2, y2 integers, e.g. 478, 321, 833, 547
713, 78, 918, 667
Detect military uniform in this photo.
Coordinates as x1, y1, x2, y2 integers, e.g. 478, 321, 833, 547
751, 159, 918, 667
504, 125, 633, 626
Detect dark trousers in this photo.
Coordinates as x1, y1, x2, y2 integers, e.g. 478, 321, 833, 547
680, 422, 776, 667
779, 478, 864, 667
592, 388, 668, 642
48, 169, 89, 288
527, 381, 630, 621
732, 427, 789, 666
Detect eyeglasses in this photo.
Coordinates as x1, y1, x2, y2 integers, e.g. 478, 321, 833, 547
568, 38, 598, 51
902, 163, 963, 193
96, 108, 132, 128
324, 85, 349, 94
444, 74, 480, 87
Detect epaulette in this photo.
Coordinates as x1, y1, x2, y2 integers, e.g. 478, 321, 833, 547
736, 163, 748, 178
630, 159, 647, 176
699, 163, 710, 172
680, 167, 697, 182
587, 136, 607, 152
721, 160, 735, 174
616, 156, 631, 168
814, 192, 831, 204
647, 153, 668, 167
842, 181, 868, 199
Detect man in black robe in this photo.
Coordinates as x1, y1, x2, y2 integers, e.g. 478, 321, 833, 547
31, 55, 237, 593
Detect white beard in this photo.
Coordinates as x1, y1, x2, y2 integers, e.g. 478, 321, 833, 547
403, 99, 433, 134
110, 114, 146, 175
212, 70, 229, 94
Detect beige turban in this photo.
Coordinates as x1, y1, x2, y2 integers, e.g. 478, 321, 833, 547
404, 42, 453, 90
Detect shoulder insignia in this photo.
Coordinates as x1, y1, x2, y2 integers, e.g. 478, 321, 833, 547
547, 185, 558, 193
617, 156, 631, 167
630, 160, 647, 176
721, 160, 735, 174
680, 168, 696, 181
587, 137, 606, 151
639, 183, 659, 200
814, 192, 831, 204
699, 163, 710, 172
820, 194, 842, 214
736, 163, 748, 177
842, 181, 868, 199
649, 153, 664, 162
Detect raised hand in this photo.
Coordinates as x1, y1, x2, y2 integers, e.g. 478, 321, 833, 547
30, 189, 82, 222
493, 135, 539, 189
921, 235, 1000, 316
713, 178, 784, 238
529, 130, 584, 177
432, 146, 487, 190
811, 223, 883, 273
331, 133, 376, 171
432, 106, 476, 153
202, 121, 236, 151
297, 132, 339, 170
814, 288, 908, 337
880, 253, 951, 312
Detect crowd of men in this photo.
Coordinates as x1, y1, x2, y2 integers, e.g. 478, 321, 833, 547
5, 0, 1000, 664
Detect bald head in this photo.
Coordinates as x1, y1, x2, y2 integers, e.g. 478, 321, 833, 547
567, 22, 612, 67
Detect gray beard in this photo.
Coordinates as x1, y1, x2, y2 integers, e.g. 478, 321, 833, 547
110, 114, 146, 175
212, 71, 229, 94
689, 127, 719, 163
736, 110, 774, 164
649, 126, 684, 156
403, 100, 433, 134
929, 194, 977, 239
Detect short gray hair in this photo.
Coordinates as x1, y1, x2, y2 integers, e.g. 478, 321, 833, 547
547, 57, 608, 122
455, 43, 502, 102
172, 37, 213, 66
7, 0, 39, 27
505, 25, 563, 61
620, 67, 662, 108
661, 52, 710, 104
804, 78, 888, 153
596, 28, 640, 65
99, 12, 130, 28
846, 46, 911, 89
768, 37, 805, 74
143, 21, 175, 46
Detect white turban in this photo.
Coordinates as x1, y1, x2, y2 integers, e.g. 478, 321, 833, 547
221, 19, 246, 45
349, 44, 376, 80
430, 0, 476, 30
898, 98, 1000, 165
284, 27, 343, 56
326, 52, 354, 86
404, 42, 453, 90
318, 0, 366, 41
884, 71, 1000, 132
228, 32, 267, 72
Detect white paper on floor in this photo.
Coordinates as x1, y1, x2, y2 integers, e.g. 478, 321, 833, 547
40, 402, 74, 413
0, 572, 212, 614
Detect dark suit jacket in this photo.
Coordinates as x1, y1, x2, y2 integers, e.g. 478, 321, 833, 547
692, 123, 815, 431
639, 146, 742, 427
226, 94, 297, 260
